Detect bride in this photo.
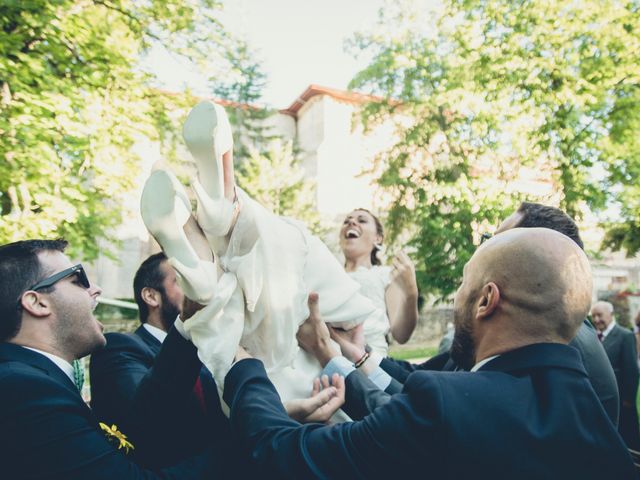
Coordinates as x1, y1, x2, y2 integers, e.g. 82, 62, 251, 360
140, 101, 386, 411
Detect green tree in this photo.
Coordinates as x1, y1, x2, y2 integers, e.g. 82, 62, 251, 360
0, 0, 230, 260
236, 139, 324, 235
213, 40, 277, 162
349, 0, 640, 299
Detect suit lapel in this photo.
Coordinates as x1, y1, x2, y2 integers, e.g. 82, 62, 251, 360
602, 325, 621, 355
0, 343, 81, 395
134, 325, 162, 356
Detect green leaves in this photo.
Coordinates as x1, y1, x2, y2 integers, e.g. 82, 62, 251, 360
236, 139, 325, 235
350, 0, 640, 299
0, 0, 229, 260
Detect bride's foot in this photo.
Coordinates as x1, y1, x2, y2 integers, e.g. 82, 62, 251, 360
183, 101, 234, 200
140, 169, 217, 303
183, 101, 237, 237
192, 177, 239, 239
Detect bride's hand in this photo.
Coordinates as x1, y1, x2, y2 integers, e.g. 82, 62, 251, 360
390, 251, 418, 296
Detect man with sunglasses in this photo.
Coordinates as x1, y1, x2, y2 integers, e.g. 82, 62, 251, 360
0, 239, 231, 479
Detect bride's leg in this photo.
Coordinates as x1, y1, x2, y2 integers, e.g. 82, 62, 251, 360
183, 101, 237, 238
140, 169, 217, 303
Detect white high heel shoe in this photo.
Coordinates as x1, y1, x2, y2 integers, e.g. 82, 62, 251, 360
183, 101, 236, 237
140, 169, 217, 303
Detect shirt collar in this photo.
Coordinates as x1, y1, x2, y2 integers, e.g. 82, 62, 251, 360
23, 347, 74, 383
471, 354, 500, 372
143, 323, 168, 343
602, 319, 616, 339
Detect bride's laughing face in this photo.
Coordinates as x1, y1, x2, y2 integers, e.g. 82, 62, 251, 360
340, 210, 381, 262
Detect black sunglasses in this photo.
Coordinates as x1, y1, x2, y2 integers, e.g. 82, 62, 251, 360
27, 264, 90, 292
480, 232, 492, 244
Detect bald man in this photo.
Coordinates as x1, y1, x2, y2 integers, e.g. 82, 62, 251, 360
591, 300, 640, 449
221, 228, 635, 478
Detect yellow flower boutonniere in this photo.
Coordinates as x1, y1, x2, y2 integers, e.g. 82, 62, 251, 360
99, 422, 135, 454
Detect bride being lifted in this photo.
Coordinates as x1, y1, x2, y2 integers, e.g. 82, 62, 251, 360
140, 101, 387, 411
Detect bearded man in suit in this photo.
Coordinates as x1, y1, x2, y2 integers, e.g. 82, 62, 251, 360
216, 228, 635, 479
90, 251, 344, 469
90, 251, 233, 468
337, 202, 619, 426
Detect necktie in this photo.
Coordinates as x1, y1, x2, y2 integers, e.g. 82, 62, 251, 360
597, 331, 604, 342
72, 359, 84, 391
193, 376, 207, 414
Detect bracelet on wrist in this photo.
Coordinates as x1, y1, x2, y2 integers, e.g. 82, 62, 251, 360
354, 351, 370, 369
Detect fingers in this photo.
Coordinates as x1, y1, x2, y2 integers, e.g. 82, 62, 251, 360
311, 377, 321, 396
320, 374, 331, 390
301, 374, 345, 423
331, 373, 346, 397
328, 326, 342, 342
307, 292, 320, 319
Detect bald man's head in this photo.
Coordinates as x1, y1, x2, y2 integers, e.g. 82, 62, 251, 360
451, 228, 592, 368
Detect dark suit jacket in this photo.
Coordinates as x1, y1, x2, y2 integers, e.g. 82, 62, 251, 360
602, 323, 640, 449
380, 319, 620, 425
223, 343, 635, 479
0, 342, 218, 479
602, 323, 639, 405
90, 325, 232, 470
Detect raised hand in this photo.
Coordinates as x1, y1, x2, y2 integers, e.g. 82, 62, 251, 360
389, 251, 418, 296
296, 293, 338, 366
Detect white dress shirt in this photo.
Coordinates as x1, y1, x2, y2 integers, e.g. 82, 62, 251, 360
24, 347, 74, 383
601, 320, 616, 340
143, 323, 168, 343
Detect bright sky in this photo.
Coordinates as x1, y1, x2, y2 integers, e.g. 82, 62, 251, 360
147, 0, 386, 108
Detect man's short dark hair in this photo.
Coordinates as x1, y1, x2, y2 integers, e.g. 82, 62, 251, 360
133, 252, 168, 324
516, 202, 584, 250
0, 239, 68, 342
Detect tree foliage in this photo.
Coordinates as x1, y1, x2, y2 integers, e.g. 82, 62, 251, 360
0, 0, 229, 260
349, 0, 640, 299
213, 40, 277, 161
236, 139, 324, 235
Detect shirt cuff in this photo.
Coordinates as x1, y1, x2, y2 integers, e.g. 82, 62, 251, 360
368, 366, 392, 390
368, 351, 384, 368
322, 356, 355, 380
173, 316, 191, 341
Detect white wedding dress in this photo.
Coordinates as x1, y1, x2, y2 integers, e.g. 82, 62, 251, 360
141, 101, 384, 417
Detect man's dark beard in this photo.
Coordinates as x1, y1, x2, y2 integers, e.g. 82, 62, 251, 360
450, 317, 476, 371
159, 290, 181, 332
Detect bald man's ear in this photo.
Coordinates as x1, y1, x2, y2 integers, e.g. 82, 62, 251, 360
20, 291, 52, 318
476, 282, 500, 320
141, 287, 161, 309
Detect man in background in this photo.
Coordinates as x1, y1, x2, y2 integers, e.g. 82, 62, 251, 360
591, 300, 640, 449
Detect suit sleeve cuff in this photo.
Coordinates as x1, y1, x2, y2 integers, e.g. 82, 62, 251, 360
368, 366, 392, 390
322, 355, 355, 379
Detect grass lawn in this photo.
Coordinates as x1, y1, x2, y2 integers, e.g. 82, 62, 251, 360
388, 345, 438, 361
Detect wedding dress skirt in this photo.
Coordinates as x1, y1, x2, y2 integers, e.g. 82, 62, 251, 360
182, 187, 383, 408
